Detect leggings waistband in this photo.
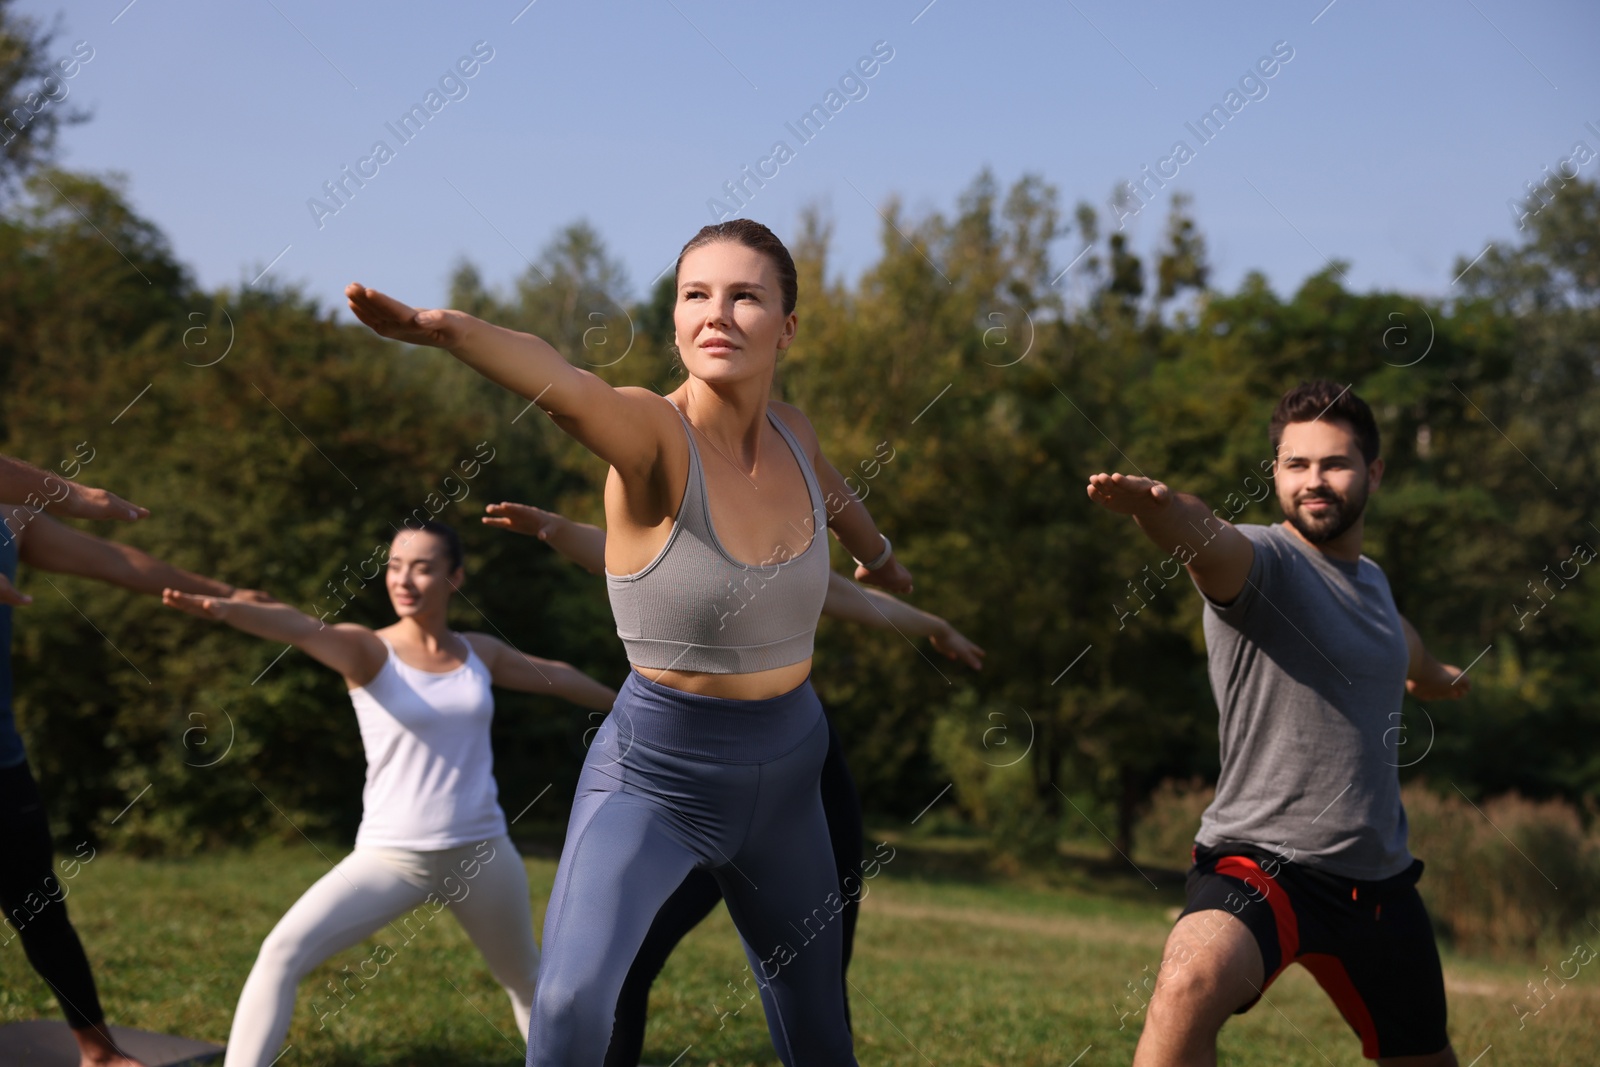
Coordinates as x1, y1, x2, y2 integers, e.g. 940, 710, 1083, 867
607, 670, 823, 762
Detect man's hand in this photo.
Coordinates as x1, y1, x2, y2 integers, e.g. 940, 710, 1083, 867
1086, 472, 1172, 516
1087, 472, 1255, 606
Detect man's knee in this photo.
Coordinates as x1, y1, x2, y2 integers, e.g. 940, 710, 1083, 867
1145, 913, 1262, 1029
1148, 956, 1249, 1023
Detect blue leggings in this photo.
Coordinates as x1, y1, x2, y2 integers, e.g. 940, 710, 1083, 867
526, 671, 856, 1066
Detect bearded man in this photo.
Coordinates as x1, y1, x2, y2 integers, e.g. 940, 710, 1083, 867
1088, 380, 1469, 1067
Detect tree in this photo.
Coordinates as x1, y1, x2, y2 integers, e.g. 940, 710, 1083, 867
0, 0, 88, 194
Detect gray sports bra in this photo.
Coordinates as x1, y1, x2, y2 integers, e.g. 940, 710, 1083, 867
605, 401, 831, 674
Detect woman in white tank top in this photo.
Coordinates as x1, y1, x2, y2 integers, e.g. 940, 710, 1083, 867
161, 521, 615, 1066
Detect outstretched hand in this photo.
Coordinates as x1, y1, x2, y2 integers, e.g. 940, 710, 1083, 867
162, 588, 233, 621
930, 625, 985, 670
483, 501, 563, 540
345, 284, 473, 349
857, 556, 913, 595
1086, 472, 1171, 516
1407, 666, 1472, 702
51, 482, 149, 522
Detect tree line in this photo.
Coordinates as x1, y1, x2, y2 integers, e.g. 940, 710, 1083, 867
3, 3, 1596, 855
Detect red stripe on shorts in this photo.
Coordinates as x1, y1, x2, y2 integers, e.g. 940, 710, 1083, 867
1298, 952, 1381, 1059
1214, 855, 1299, 985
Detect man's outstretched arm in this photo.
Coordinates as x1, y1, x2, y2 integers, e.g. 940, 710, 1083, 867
1086, 472, 1256, 605
1400, 615, 1471, 701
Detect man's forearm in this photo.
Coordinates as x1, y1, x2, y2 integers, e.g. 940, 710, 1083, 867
1400, 615, 1451, 682
1133, 491, 1233, 558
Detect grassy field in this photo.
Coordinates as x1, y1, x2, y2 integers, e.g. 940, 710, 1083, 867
1, 833, 1593, 1066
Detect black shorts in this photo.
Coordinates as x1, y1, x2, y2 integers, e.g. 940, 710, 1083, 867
1180, 842, 1449, 1060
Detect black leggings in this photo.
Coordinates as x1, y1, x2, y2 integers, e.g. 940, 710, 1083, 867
0, 760, 104, 1030
602, 713, 864, 1067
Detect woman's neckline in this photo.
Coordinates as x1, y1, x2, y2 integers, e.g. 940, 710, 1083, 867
684, 405, 821, 571
380, 631, 473, 676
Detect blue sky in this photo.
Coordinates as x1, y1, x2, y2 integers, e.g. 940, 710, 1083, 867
20, 0, 1600, 314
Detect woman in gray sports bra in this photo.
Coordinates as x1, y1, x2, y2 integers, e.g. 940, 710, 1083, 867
347, 219, 911, 1067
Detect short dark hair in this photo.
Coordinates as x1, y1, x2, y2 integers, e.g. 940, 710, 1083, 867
674, 219, 798, 316
1269, 380, 1380, 465
394, 520, 464, 571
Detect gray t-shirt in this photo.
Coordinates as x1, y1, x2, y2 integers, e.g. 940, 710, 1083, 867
1194, 522, 1413, 880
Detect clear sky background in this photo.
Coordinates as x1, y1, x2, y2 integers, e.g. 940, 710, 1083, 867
19, 0, 1600, 314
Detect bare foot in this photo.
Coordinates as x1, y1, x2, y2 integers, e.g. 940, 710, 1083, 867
73, 1022, 149, 1067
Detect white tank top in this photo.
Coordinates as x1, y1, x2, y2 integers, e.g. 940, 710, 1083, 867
348, 634, 508, 850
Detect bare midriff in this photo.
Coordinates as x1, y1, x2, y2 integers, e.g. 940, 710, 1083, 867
632, 657, 812, 700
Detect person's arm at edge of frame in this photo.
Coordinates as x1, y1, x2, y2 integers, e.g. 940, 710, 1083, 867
0, 453, 147, 521
18, 514, 238, 598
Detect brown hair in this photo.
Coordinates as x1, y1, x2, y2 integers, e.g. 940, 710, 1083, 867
393, 519, 464, 571
673, 219, 798, 316
1268, 380, 1381, 465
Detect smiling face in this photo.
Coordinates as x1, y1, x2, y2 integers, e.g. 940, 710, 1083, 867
673, 240, 797, 386
1274, 419, 1383, 548
386, 529, 462, 619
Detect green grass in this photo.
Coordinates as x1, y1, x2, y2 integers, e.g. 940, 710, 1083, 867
2, 833, 1593, 1066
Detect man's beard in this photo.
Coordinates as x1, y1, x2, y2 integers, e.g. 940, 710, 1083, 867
1283, 481, 1368, 545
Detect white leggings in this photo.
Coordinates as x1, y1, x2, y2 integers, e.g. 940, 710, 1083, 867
224, 835, 539, 1066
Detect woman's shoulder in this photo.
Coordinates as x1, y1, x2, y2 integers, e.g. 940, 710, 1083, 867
767, 400, 820, 453
618, 385, 679, 408
458, 631, 503, 670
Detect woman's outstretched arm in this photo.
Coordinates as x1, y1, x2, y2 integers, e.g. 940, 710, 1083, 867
345, 284, 675, 476
482, 502, 606, 574
820, 573, 985, 670
463, 633, 616, 710
162, 588, 385, 687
